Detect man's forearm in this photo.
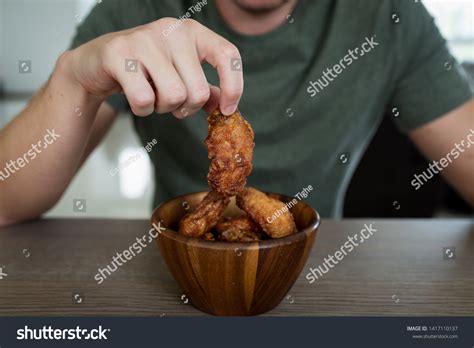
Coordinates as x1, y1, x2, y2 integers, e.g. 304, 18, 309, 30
410, 98, 474, 208
0, 54, 104, 225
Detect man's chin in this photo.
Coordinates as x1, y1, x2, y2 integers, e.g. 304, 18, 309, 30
232, 0, 291, 13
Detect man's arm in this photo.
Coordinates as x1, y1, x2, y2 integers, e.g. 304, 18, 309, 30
0, 58, 115, 226
409, 98, 474, 207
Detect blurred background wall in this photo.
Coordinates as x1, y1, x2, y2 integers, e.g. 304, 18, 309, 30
0, 0, 472, 219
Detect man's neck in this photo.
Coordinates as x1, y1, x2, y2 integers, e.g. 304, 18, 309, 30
215, 0, 298, 35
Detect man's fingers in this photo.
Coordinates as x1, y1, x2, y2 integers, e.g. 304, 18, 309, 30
102, 21, 243, 118
203, 84, 220, 114
141, 50, 188, 114
171, 46, 210, 118
196, 32, 243, 116
108, 59, 155, 116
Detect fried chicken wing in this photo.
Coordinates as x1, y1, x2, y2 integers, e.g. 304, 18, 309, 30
202, 232, 216, 241
178, 191, 230, 238
219, 229, 261, 242
205, 108, 254, 196
216, 216, 262, 242
217, 216, 260, 233
236, 187, 297, 239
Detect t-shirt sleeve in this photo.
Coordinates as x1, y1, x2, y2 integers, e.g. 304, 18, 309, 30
389, 0, 473, 132
69, 2, 129, 112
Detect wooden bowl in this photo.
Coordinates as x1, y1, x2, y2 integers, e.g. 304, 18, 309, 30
152, 191, 320, 316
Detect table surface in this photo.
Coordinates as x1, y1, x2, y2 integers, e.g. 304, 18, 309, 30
0, 218, 472, 316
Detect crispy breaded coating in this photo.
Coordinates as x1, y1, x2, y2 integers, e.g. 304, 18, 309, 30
205, 108, 254, 196
219, 229, 260, 242
216, 216, 262, 242
202, 232, 216, 241
236, 187, 297, 239
217, 216, 260, 234
178, 191, 230, 238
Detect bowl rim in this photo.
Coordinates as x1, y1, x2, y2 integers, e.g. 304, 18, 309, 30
151, 191, 321, 250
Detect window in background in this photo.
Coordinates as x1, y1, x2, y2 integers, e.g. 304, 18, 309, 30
424, 0, 474, 63
118, 147, 152, 199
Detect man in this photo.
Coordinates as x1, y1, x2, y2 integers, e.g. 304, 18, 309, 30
0, 0, 472, 225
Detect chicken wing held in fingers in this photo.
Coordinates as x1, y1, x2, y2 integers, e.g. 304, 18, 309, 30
205, 108, 254, 196
236, 187, 297, 239
216, 216, 262, 242
178, 191, 230, 238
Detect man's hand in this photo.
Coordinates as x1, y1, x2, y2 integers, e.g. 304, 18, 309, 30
65, 17, 243, 117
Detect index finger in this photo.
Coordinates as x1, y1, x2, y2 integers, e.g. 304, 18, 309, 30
196, 28, 243, 115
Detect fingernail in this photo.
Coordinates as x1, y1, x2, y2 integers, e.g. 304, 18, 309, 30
223, 104, 237, 115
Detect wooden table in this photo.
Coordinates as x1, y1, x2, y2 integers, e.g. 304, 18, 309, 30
0, 218, 472, 316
